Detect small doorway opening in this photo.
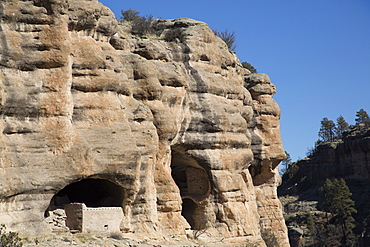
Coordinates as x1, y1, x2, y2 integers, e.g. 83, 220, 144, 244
181, 198, 206, 230
170, 149, 210, 200
170, 147, 210, 230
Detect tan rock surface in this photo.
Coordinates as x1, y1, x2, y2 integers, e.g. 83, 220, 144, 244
0, 0, 288, 246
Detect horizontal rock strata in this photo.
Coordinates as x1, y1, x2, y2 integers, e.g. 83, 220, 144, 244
0, 0, 288, 246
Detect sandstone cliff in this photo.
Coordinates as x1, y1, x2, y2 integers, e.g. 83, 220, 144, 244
0, 0, 288, 246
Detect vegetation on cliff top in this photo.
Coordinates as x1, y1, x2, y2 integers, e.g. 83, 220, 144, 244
212, 29, 236, 52
305, 109, 369, 157
319, 109, 369, 142
282, 109, 369, 178
118, 9, 258, 74
119, 9, 157, 35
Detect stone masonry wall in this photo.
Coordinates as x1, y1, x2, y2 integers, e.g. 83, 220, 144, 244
65, 203, 123, 233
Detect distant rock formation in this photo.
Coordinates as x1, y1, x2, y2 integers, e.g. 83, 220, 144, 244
280, 126, 370, 191
0, 0, 288, 245
279, 125, 370, 245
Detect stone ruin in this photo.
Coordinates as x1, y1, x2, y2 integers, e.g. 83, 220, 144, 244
45, 178, 125, 233
0, 0, 289, 246
64, 203, 123, 233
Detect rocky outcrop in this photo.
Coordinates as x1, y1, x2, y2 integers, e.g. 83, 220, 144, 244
279, 126, 370, 192
0, 0, 288, 245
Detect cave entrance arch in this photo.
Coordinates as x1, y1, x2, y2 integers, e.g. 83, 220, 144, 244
45, 178, 126, 232
45, 178, 125, 214
170, 147, 210, 230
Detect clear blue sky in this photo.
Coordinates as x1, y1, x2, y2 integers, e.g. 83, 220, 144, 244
99, 0, 370, 161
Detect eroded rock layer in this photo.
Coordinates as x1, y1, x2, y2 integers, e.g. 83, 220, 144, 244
0, 0, 288, 245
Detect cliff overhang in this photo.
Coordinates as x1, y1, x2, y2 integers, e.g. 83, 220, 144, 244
0, 0, 288, 245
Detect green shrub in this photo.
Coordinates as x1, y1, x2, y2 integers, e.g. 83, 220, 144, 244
119, 9, 157, 36
242, 62, 258, 73
120, 9, 140, 22
213, 29, 236, 52
0, 224, 23, 247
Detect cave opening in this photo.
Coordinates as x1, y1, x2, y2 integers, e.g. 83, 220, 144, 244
182, 198, 197, 229
170, 149, 210, 199
181, 198, 206, 230
170, 147, 210, 230
46, 178, 125, 215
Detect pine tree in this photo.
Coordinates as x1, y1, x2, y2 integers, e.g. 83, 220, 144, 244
306, 212, 315, 231
318, 117, 336, 142
319, 178, 357, 244
279, 151, 292, 176
355, 109, 369, 124
335, 115, 349, 138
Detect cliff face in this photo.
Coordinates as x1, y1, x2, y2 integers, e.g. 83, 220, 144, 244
0, 0, 288, 245
279, 126, 370, 246
280, 127, 370, 191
